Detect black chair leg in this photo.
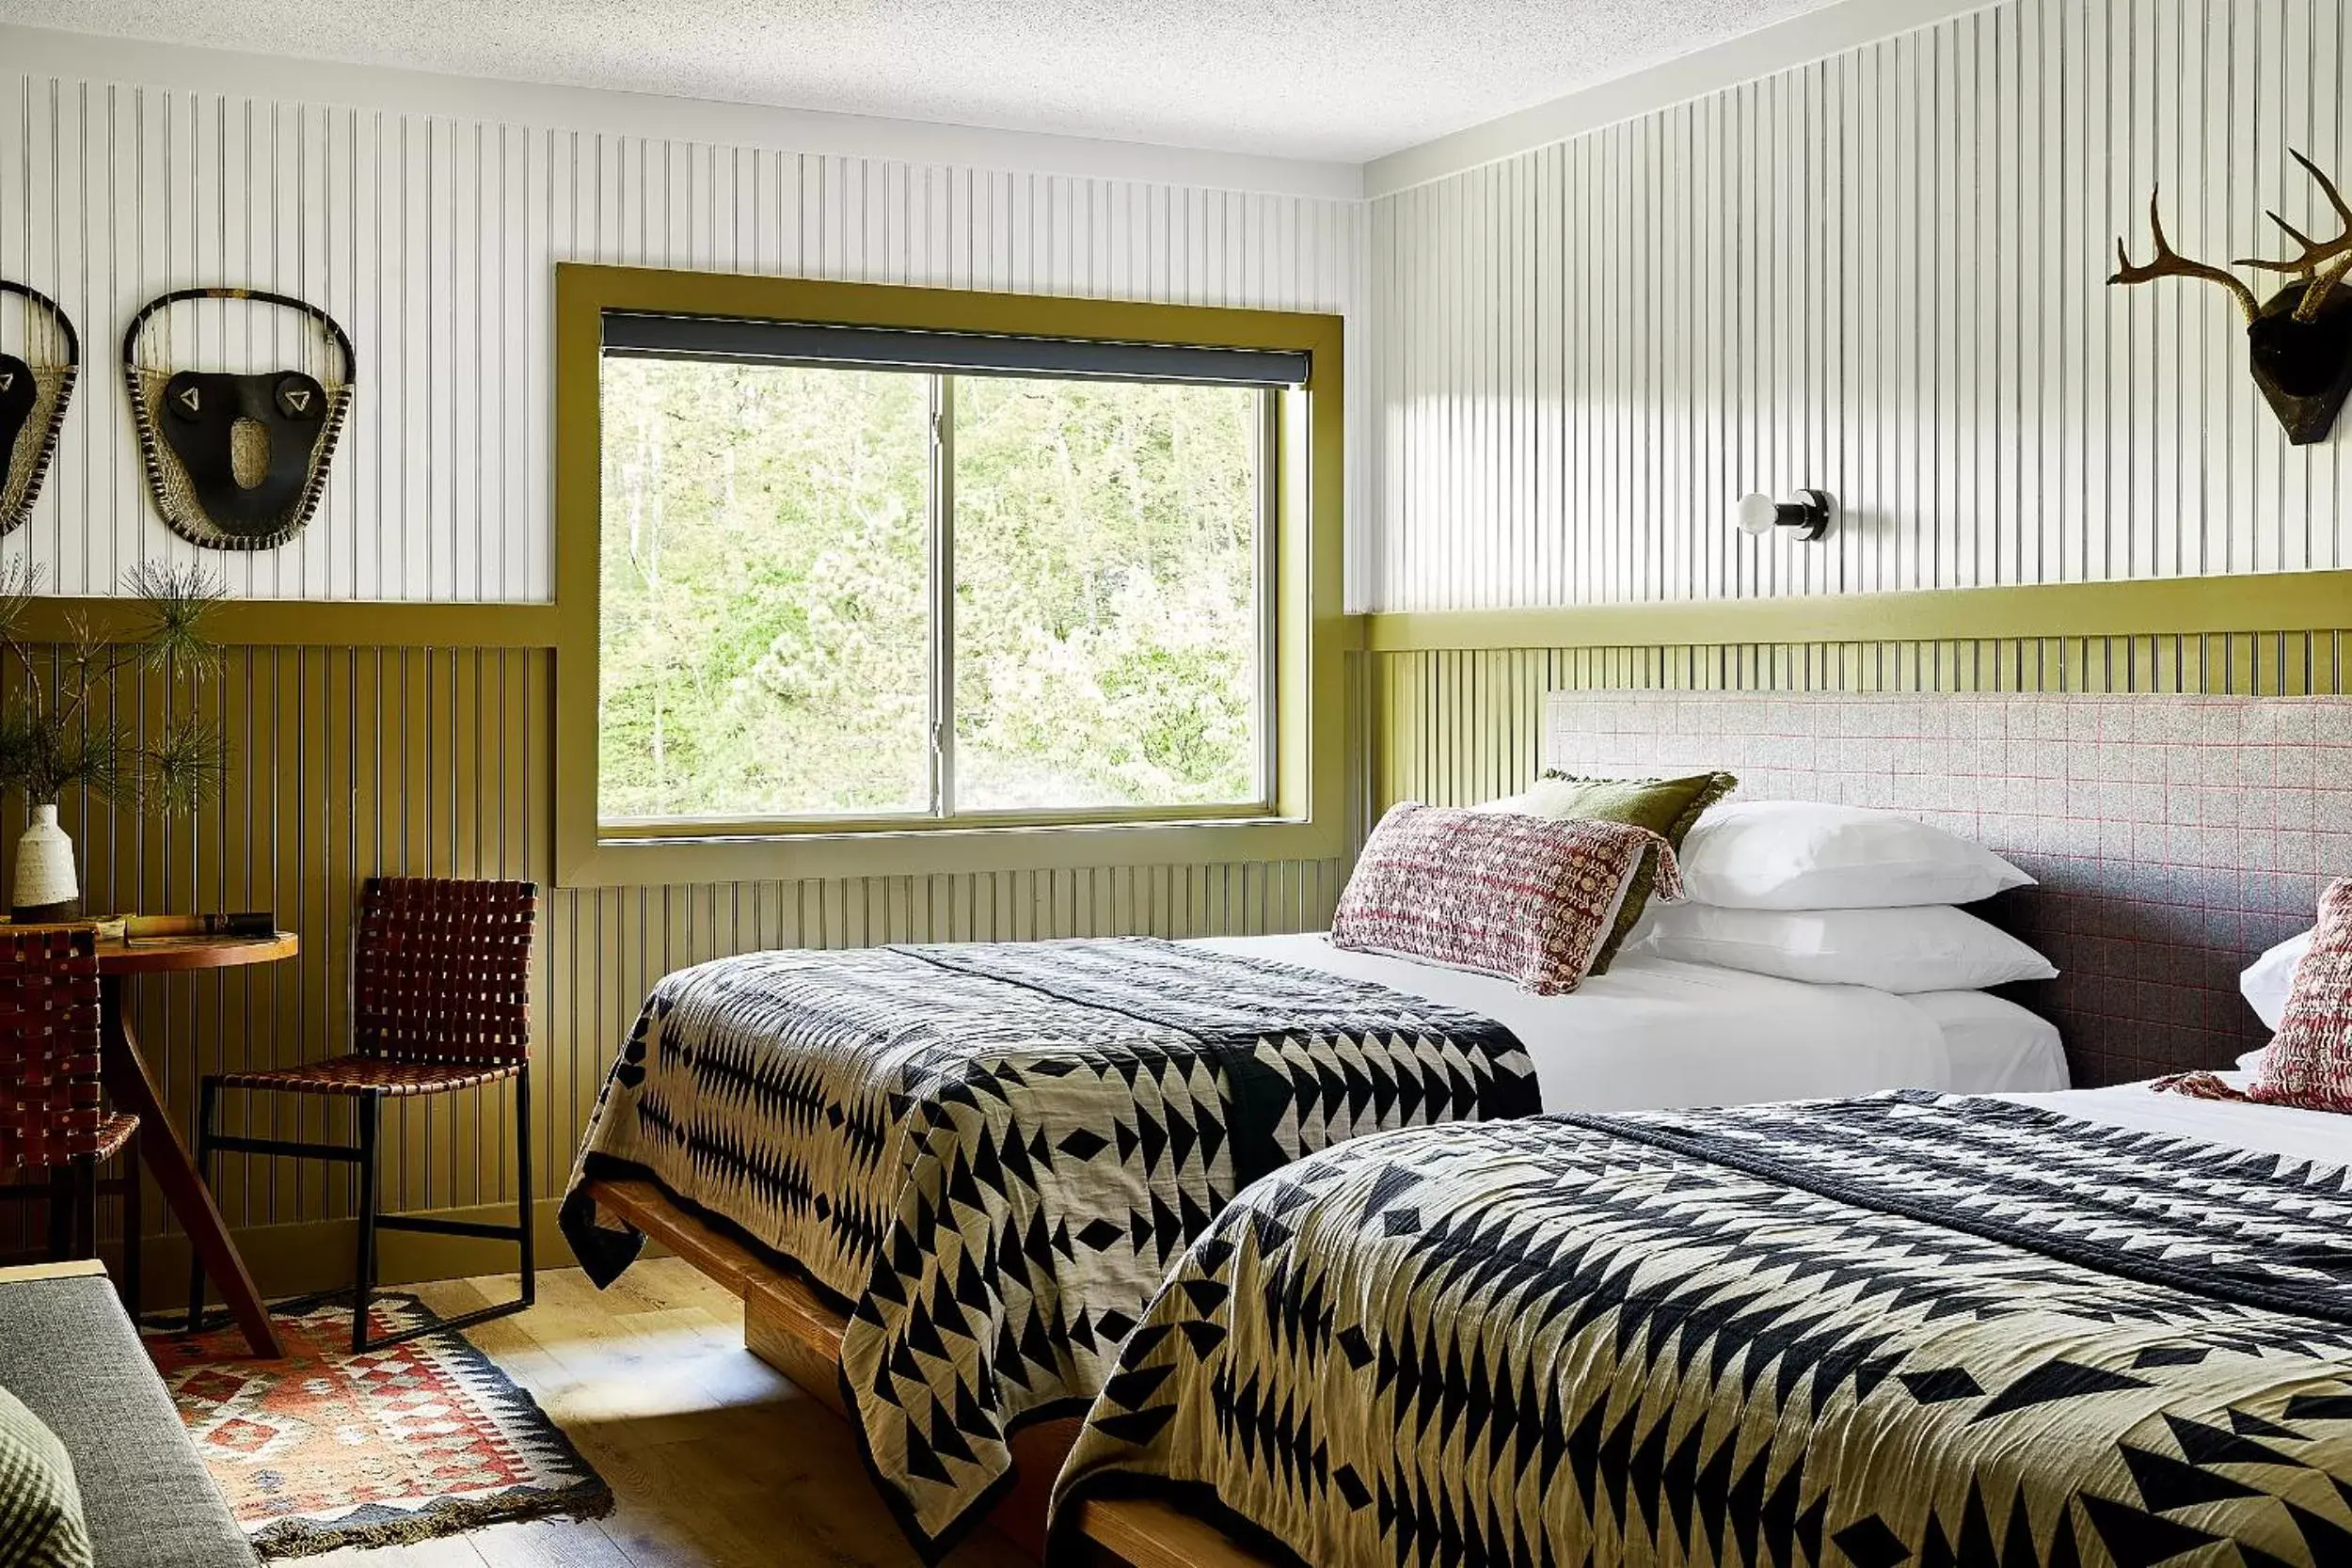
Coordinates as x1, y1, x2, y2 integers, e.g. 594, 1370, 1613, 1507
353, 1090, 381, 1354
45, 1165, 74, 1260
350, 1069, 536, 1355
71, 1158, 97, 1259
120, 1139, 143, 1318
516, 1066, 535, 1308
185, 1079, 218, 1332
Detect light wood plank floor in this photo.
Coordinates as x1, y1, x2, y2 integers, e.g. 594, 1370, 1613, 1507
303, 1261, 1031, 1568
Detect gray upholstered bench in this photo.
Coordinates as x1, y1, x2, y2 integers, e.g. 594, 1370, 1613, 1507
0, 1259, 256, 1568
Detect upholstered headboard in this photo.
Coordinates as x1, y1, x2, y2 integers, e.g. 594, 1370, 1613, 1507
1543, 691, 2352, 1087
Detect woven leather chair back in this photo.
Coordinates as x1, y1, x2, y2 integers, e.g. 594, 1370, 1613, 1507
354, 878, 538, 1067
0, 927, 105, 1171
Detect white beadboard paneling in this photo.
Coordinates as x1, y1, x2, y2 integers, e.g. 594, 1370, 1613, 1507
1367, 0, 2351, 613
0, 70, 1367, 603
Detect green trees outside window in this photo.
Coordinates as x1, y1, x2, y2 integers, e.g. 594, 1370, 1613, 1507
597, 358, 1265, 826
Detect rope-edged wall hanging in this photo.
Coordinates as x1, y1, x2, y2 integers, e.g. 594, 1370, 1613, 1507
123, 288, 357, 549
0, 281, 79, 537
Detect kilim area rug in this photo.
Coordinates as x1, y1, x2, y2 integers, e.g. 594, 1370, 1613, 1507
143, 1292, 612, 1558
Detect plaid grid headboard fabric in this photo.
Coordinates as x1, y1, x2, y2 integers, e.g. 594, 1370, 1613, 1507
1543, 691, 2352, 1086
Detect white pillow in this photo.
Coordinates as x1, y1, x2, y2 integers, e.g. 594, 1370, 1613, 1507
1677, 800, 2034, 910
2240, 928, 2312, 1032
1905, 990, 2071, 1092
1641, 902, 2058, 994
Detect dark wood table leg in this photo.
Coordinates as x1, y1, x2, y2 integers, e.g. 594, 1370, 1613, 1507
100, 975, 284, 1358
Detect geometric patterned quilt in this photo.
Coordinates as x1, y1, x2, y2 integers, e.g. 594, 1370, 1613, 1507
556, 936, 1537, 1558
1053, 1092, 2352, 1568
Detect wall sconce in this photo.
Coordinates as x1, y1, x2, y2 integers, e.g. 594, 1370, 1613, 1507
1734, 489, 1834, 542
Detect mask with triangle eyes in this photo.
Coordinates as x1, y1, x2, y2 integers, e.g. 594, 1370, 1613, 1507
0, 281, 79, 538
123, 288, 357, 550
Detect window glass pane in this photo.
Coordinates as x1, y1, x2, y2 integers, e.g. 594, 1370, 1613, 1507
952, 377, 1263, 813
598, 358, 932, 821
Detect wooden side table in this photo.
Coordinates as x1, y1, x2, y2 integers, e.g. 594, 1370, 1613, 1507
95, 933, 299, 1358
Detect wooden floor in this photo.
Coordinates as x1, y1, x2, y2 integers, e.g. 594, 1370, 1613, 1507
307, 1260, 1031, 1568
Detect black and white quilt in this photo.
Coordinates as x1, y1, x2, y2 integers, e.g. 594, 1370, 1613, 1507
1053, 1092, 2352, 1568
556, 936, 1536, 1557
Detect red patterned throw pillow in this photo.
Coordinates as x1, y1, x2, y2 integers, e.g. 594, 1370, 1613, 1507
1332, 802, 1679, 995
2159, 877, 2352, 1114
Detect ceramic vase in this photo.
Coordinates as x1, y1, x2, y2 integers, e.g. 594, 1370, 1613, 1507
12, 802, 80, 921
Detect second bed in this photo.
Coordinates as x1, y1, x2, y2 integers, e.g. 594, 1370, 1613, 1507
1050, 1072, 2349, 1568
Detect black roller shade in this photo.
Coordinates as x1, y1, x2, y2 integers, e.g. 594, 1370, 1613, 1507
602, 310, 1310, 388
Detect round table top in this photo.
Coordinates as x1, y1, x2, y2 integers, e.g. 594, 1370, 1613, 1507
95, 931, 300, 975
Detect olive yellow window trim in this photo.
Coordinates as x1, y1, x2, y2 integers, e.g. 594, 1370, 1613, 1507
552, 262, 1351, 888
21, 567, 2339, 660
8, 598, 562, 648
1361, 569, 2352, 652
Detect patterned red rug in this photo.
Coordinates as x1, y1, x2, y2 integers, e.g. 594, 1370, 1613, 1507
144, 1292, 612, 1559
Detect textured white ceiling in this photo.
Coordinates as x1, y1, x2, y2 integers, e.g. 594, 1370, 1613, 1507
4, 0, 1845, 164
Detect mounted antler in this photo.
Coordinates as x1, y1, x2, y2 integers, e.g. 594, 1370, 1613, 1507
2235, 149, 2352, 323
2107, 156, 2352, 446
2109, 187, 2260, 323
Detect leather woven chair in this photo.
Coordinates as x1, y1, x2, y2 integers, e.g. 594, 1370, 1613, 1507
187, 877, 538, 1353
0, 927, 141, 1311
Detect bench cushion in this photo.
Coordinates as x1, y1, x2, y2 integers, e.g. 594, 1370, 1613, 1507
0, 1382, 91, 1566
0, 1270, 253, 1568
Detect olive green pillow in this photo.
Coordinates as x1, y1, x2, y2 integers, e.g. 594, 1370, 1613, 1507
1526, 771, 1738, 973
0, 1384, 91, 1568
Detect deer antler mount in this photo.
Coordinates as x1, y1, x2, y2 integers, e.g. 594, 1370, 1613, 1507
2111, 150, 2352, 445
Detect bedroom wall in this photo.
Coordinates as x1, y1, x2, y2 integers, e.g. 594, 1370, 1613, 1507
1375, 630, 2351, 813
0, 34, 1367, 603
0, 29, 1365, 1293
1363, 0, 2350, 611
1361, 0, 2352, 1085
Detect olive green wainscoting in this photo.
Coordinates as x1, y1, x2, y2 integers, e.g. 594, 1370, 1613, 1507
0, 642, 1352, 1306
1367, 632, 2352, 812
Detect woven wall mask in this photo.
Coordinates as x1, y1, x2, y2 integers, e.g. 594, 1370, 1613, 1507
0, 281, 79, 538
124, 288, 357, 550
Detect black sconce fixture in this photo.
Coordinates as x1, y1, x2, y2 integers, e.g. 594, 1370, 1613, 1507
2110, 150, 2352, 446
1734, 489, 1833, 542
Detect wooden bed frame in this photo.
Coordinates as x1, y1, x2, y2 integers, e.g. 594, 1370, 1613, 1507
585, 1179, 1270, 1568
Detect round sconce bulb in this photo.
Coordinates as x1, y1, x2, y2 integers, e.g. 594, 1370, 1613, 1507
1735, 493, 1780, 536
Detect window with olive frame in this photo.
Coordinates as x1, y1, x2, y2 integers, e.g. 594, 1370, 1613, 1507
595, 317, 1302, 832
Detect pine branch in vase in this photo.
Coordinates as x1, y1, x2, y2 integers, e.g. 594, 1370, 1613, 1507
0, 562, 230, 919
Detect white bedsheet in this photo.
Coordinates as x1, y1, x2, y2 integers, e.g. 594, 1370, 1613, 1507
1189, 933, 2068, 1113
2002, 1075, 2349, 1163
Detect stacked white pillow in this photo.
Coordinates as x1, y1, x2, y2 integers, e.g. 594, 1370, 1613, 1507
1628, 800, 2058, 994
2241, 928, 2312, 1032
2234, 927, 2314, 1072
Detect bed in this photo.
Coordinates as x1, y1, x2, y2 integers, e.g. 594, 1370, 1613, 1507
555, 932, 2026, 1559
1043, 686, 2352, 1568
1050, 1075, 2352, 1568
559, 935, 1548, 1558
